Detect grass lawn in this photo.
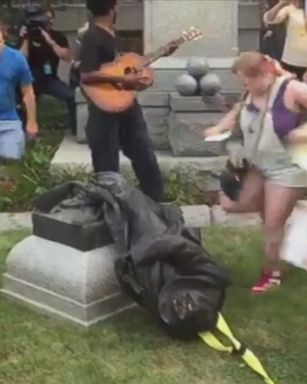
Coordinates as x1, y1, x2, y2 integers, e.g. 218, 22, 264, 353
1, 228, 307, 384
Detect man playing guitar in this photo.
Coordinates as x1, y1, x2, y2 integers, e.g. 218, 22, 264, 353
80, 0, 178, 202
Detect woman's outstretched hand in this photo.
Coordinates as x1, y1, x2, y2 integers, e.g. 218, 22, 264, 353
202, 125, 223, 138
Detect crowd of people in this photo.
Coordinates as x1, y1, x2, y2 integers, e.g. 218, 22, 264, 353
1, 0, 307, 294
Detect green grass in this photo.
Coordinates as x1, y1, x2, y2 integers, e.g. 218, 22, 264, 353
0, 97, 66, 212
1, 229, 307, 384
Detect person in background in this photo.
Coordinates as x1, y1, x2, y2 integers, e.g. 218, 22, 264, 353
263, 0, 307, 81
203, 51, 307, 294
0, 23, 38, 181
259, 0, 286, 61
19, 5, 76, 133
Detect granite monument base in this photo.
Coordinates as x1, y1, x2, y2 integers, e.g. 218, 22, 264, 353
138, 91, 170, 150
1, 235, 133, 327
168, 92, 239, 157
76, 88, 170, 150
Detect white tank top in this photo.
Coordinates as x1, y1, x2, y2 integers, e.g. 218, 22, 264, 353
282, 6, 307, 67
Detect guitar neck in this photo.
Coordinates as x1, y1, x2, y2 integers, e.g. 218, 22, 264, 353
143, 36, 185, 67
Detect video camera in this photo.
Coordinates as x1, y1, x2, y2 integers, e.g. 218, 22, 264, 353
24, 5, 50, 34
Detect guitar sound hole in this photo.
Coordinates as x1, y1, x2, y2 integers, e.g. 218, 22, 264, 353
124, 67, 138, 75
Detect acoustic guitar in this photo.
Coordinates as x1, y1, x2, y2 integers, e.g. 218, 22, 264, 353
81, 26, 202, 113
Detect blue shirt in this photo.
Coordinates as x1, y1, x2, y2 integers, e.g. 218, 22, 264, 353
0, 46, 33, 121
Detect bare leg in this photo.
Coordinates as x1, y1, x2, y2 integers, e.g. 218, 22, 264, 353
251, 182, 304, 294
220, 168, 265, 214
263, 182, 305, 273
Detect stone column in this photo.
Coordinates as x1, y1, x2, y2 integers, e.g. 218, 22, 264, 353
143, 0, 239, 92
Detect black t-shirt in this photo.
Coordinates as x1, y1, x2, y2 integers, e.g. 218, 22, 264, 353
28, 29, 69, 80
80, 26, 117, 74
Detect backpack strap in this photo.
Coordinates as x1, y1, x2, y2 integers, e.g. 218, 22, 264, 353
228, 90, 249, 143
199, 313, 276, 384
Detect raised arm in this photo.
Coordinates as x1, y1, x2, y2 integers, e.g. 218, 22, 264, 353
40, 29, 71, 62
263, 1, 290, 25
20, 38, 29, 57
19, 26, 29, 57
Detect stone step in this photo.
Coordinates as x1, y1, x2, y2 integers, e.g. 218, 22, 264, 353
0, 205, 264, 234
0, 213, 32, 233
211, 205, 262, 227
50, 135, 227, 177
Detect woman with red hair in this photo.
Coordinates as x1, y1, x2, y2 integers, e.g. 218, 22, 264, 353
204, 51, 307, 294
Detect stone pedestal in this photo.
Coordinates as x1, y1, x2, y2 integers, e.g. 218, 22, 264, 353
138, 91, 170, 150
144, 0, 239, 92
168, 92, 238, 157
75, 88, 170, 149
1, 235, 133, 327
1, 209, 133, 327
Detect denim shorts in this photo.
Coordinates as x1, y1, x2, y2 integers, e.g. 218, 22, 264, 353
0, 120, 25, 160
253, 152, 307, 188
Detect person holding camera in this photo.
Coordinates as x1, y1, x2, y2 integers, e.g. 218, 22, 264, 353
203, 51, 307, 294
0, 23, 38, 181
19, 6, 76, 133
